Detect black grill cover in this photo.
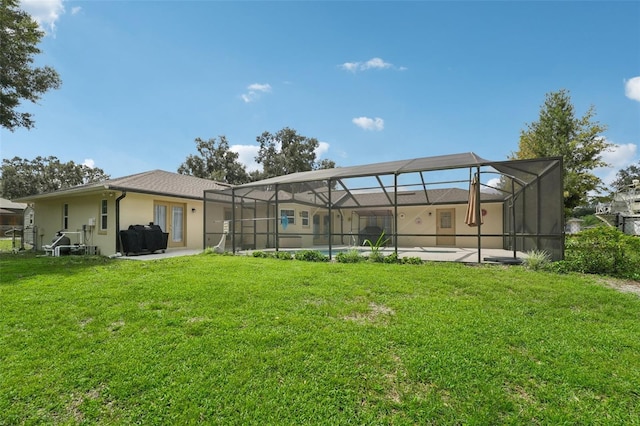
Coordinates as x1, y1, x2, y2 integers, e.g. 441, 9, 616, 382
119, 224, 168, 255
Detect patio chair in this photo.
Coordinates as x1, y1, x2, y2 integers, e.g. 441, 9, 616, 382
212, 232, 227, 254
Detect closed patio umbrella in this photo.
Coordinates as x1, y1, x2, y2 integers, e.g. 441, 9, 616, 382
465, 175, 482, 227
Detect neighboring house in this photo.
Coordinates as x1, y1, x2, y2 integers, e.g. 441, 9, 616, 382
595, 178, 640, 235
16, 170, 230, 256
0, 197, 27, 235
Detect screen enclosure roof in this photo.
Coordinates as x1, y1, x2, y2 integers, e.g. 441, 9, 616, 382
233, 152, 492, 188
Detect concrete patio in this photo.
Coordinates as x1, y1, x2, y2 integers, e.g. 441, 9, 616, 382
114, 246, 527, 264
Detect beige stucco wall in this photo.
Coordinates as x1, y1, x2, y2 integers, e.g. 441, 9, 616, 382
271, 201, 504, 249
119, 193, 205, 253
31, 192, 116, 254
31, 190, 207, 256
394, 202, 504, 248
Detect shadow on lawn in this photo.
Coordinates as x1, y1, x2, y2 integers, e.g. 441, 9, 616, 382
0, 252, 114, 286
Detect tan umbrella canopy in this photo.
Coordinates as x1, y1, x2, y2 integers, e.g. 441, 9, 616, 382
465, 175, 482, 227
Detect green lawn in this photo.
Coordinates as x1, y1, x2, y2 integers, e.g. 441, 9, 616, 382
1, 253, 639, 424
0, 237, 30, 253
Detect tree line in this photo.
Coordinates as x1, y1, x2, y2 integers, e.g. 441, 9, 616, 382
0, 127, 336, 199
0, 156, 110, 200
177, 127, 335, 185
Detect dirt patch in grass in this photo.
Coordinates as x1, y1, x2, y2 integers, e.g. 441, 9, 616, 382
344, 302, 395, 324
108, 320, 125, 332
66, 386, 109, 423
599, 277, 640, 297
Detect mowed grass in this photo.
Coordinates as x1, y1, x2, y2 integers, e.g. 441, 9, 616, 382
1, 253, 639, 424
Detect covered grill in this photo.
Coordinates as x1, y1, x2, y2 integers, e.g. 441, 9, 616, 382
119, 224, 168, 256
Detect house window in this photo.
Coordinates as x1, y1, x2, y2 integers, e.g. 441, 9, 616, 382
280, 209, 295, 225
300, 211, 309, 227
440, 211, 452, 228
100, 199, 108, 231
154, 204, 167, 232
63, 203, 69, 230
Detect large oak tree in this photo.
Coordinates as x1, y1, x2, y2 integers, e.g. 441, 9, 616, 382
611, 161, 640, 192
253, 127, 334, 180
0, 0, 62, 131
178, 136, 250, 184
179, 128, 336, 184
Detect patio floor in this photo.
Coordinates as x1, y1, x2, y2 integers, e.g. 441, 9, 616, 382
116, 248, 202, 261
115, 246, 526, 264
243, 246, 527, 264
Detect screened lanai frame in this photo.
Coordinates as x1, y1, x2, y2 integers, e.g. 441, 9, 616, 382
204, 152, 564, 262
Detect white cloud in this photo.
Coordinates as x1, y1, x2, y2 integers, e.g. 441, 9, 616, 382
352, 116, 384, 131
71, 6, 81, 15
362, 57, 392, 70
594, 142, 639, 185
340, 62, 359, 72
339, 57, 405, 73
315, 141, 330, 158
20, 0, 64, 33
230, 144, 260, 172
602, 143, 637, 168
485, 177, 503, 192
82, 158, 95, 168
241, 83, 272, 103
247, 83, 271, 92
625, 76, 640, 102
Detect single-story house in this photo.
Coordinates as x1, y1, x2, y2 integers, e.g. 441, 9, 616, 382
16, 170, 229, 255
17, 152, 565, 261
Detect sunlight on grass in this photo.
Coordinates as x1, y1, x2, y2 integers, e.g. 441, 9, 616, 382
1, 253, 639, 424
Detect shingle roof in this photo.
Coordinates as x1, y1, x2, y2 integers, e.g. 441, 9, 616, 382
15, 170, 230, 201
333, 188, 505, 207
0, 197, 27, 210
104, 170, 230, 199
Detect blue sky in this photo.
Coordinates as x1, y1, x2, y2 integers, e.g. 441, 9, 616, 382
4, 0, 640, 188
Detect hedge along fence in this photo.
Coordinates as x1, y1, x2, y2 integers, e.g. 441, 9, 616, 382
557, 227, 640, 280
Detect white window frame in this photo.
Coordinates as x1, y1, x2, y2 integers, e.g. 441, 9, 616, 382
300, 210, 309, 227
100, 199, 108, 231
62, 203, 69, 230
280, 209, 295, 225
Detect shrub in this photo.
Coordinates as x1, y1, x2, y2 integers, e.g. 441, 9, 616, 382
368, 252, 385, 263
294, 250, 328, 262
203, 247, 233, 256
562, 227, 640, 279
252, 251, 272, 258
276, 251, 293, 260
335, 249, 365, 263
523, 250, 551, 271
401, 256, 423, 265
383, 252, 400, 264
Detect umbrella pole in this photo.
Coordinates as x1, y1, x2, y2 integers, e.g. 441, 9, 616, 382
476, 168, 481, 263
512, 179, 517, 259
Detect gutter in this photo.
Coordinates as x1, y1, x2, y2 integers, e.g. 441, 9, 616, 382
115, 191, 127, 252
